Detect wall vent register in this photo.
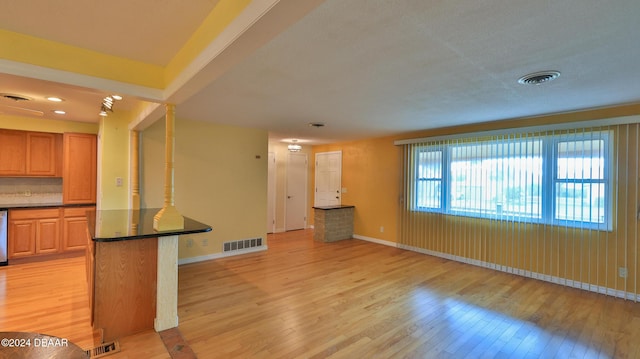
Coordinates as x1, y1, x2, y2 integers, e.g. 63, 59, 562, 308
223, 238, 263, 252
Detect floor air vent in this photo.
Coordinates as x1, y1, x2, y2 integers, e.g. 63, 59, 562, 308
84, 340, 121, 358
224, 238, 262, 252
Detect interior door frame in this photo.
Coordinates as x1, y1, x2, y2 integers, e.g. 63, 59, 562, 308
314, 150, 342, 207
267, 151, 276, 233
285, 152, 308, 231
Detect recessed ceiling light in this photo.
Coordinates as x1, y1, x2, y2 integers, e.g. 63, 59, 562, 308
46, 96, 64, 102
53, 110, 66, 115
517, 71, 561, 85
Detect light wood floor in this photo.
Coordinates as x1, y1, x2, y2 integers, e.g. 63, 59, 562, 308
2, 230, 640, 358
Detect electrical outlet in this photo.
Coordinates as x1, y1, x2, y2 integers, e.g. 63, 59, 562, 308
186, 238, 193, 248
380, 226, 384, 233
619, 267, 628, 278
115, 177, 123, 187
202, 238, 208, 246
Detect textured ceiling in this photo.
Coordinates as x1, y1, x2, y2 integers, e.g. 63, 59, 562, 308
1, 0, 640, 144
177, 0, 640, 143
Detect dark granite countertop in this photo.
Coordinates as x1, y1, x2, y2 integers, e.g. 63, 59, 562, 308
312, 205, 355, 210
0, 202, 95, 210
87, 208, 212, 242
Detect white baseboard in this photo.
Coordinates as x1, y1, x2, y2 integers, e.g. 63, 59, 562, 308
353, 233, 640, 302
178, 245, 268, 265
353, 234, 398, 247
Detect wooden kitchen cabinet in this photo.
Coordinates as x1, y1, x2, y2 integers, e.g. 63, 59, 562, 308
0, 129, 62, 177
27, 132, 61, 176
63, 133, 97, 204
0, 129, 27, 175
63, 206, 95, 251
8, 208, 62, 259
8, 219, 36, 257
36, 218, 61, 254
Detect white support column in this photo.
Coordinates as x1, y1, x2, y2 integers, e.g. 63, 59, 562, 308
153, 103, 182, 332
154, 103, 184, 230
155, 235, 179, 331
130, 130, 140, 210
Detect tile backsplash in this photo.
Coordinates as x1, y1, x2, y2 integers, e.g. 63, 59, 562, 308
0, 177, 63, 204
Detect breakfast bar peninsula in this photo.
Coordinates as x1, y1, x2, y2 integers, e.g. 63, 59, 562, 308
86, 208, 211, 342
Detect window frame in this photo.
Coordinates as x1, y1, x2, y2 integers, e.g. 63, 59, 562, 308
411, 130, 612, 230
549, 132, 612, 230
414, 148, 445, 211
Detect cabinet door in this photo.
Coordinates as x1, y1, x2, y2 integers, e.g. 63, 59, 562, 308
27, 132, 58, 176
63, 216, 90, 251
63, 133, 97, 204
0, 129, 27, 175
8, 219, 36, 258
63, 206, 94, 252
36, 218, 61, 254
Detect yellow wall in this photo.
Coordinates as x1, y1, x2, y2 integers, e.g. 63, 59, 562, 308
141, 117, 268, 259
311, 137, 402, 242
97, 112, 132, 209
0, 114, 98, 133
311, 104, 640, 295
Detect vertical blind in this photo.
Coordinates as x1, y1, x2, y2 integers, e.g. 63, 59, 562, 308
399, 123, 640, 301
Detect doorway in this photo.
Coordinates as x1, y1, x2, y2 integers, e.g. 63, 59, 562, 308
314, 151, 342, 207
285, 152, 307, 231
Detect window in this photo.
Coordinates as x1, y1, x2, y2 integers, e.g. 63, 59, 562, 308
554, 137, 608, 225
412, 130, 611, 229
416, 150, 442, 209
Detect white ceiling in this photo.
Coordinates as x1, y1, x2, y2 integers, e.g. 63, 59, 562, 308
1, 0, 640, 144
0, 72, 138, 122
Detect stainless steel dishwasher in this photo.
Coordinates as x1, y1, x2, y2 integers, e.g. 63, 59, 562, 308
0, 209, 7, 266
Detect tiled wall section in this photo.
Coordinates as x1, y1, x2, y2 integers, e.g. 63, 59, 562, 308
313, 207, 354, 242
0, 177, 63, 204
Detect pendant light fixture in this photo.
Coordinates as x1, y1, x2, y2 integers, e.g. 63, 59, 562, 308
288, 139, 302, 152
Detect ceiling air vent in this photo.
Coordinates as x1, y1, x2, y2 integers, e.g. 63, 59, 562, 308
0, 93, 32, 102
517, 71, 561, 85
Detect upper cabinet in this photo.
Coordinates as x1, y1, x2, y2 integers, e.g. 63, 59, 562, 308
0, 129, 27, 175
27, 132, 62, 176
63, 133, 97, 204
0, 129, 62, 177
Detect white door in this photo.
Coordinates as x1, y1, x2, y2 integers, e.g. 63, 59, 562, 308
285, 152, 307, 231
267, 152, 276, 233
315, 151, 342, 207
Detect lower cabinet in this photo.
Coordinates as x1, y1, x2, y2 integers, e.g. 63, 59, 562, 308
63, 206, 95, 251
9, 208, 61, 258
8, 206, 95, 259
9, 219, 37, 257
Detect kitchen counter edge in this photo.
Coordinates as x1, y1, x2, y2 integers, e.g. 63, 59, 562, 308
0, 203, 96, 210
86, 208, 212, 243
